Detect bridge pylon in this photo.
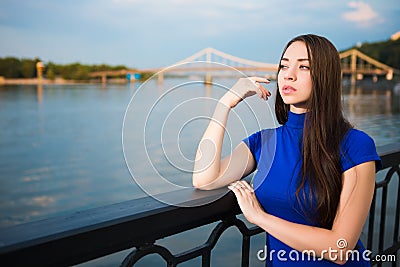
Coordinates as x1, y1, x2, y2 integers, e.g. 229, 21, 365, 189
340, 49, 398, 86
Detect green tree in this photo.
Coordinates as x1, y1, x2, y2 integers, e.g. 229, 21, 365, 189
46, 67, 56, 80
60, 63, 90, 80
0, 57, 130, 80
0, 57, 22, 78
20, 59, 36, 78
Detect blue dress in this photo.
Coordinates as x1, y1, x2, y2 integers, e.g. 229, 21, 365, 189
243, 111, 381, 266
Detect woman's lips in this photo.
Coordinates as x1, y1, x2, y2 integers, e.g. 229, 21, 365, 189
282, 85, 296, 94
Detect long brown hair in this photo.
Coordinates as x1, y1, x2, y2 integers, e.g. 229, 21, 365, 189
275, 34, 352, 229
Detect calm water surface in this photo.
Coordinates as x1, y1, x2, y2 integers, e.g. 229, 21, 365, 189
0, 80, 399, 266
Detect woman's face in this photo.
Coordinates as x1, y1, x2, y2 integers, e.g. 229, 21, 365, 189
277, 41, 312, 113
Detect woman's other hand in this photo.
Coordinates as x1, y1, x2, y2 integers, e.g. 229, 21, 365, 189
228, 180, 265, 225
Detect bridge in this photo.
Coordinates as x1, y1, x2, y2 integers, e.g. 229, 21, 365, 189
340, 49, 398, 85
89, 47, 399, 85
89, 47, 277, 84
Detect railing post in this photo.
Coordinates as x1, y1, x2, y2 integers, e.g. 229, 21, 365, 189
367, 193, 376, 250
241, 235, 250, 267
201, 252, 211, 267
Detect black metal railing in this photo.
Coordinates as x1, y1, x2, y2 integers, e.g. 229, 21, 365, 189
0, 143, 399, 267
367, 144, 400, 267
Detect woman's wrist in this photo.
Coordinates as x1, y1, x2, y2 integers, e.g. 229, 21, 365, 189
251, 209, 270, 228
219, 91, 240, 109
218, 96, 233, 109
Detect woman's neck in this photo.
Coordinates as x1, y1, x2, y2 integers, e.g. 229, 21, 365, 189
290, 104, 308, 114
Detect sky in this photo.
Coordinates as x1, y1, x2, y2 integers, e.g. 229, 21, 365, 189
0, 0, 399, 69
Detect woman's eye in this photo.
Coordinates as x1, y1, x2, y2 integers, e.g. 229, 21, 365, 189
300, 65, 310, 70
280, 64, 288, 69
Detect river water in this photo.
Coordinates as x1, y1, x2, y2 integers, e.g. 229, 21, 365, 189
0, 79, 399, 266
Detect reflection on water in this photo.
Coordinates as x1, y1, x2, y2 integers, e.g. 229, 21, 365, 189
0, 81, 399, 229
342, 84, 400, 146
0, 84, 142, 228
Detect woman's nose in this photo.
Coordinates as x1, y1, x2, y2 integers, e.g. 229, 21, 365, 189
284, 68, 296, 81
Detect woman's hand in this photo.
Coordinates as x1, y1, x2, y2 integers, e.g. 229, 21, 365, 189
220, 77, 271, 108
228, 180, 265, 225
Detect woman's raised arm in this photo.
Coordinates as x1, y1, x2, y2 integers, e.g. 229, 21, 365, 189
192, 77, 270, 190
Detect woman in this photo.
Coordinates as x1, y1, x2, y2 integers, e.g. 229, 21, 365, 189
192, 34, 381, 266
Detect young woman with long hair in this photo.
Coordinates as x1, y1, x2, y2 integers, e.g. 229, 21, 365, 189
192, 34, 381, 266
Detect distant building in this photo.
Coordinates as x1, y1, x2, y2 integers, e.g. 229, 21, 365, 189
36, 62, 45, 79
391, 31, 400, 41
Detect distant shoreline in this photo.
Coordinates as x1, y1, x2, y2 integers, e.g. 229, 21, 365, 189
0, 78, 89, 85
0, 77, 127, 85
1, 76, 397, 87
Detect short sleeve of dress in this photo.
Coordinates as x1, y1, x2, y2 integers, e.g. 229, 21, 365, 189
340, 129, 382, 173
242, 131, 262, 163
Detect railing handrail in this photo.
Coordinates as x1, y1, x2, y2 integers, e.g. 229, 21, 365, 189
0, 188, 242, 266
0, 143, 399, 267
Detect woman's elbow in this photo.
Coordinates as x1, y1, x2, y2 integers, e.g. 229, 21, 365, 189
192, 177, 202, 189
333, 259, 347, 265
327, 247, 359, 265
192, 174, 207, 190
192, 174, 218, 190
192, 180, 212, 190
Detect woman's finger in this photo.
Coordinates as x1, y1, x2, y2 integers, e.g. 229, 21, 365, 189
250, 77, 270, 84
228, 182, 243, 195
261, 87, 268, 100
252, 80, 271, 101
229, 181, 246, 194
251, 82, 265, 100
254, 83, 265, 100
259, 85, 271, 97
229, 188, 246, 203
240, 181, 254, 192
254, 85, 263, 99
231, 181, 253, 193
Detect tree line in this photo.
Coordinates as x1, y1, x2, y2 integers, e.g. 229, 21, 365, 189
0, 57, 129, 80
351, 37, 400, 70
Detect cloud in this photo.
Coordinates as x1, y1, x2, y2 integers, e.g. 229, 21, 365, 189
342, 1, 384, 27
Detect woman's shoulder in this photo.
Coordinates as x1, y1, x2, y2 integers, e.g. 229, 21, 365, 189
340, 128, 381, 172
242, 128, 276, 150
247, 128, 278, 140
342, 128, 375, 148
242, 128, 277, 163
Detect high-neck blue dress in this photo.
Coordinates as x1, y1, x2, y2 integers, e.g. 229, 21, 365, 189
243, 111, 381, 266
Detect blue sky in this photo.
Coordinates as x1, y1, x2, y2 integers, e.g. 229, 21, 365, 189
0, 0, 399, 69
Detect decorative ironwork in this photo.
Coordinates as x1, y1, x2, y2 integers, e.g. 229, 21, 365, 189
120, 217, 263, 267
367, 164, 400, 267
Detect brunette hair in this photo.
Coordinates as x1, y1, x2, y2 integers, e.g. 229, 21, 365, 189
275, 34, 352, 229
